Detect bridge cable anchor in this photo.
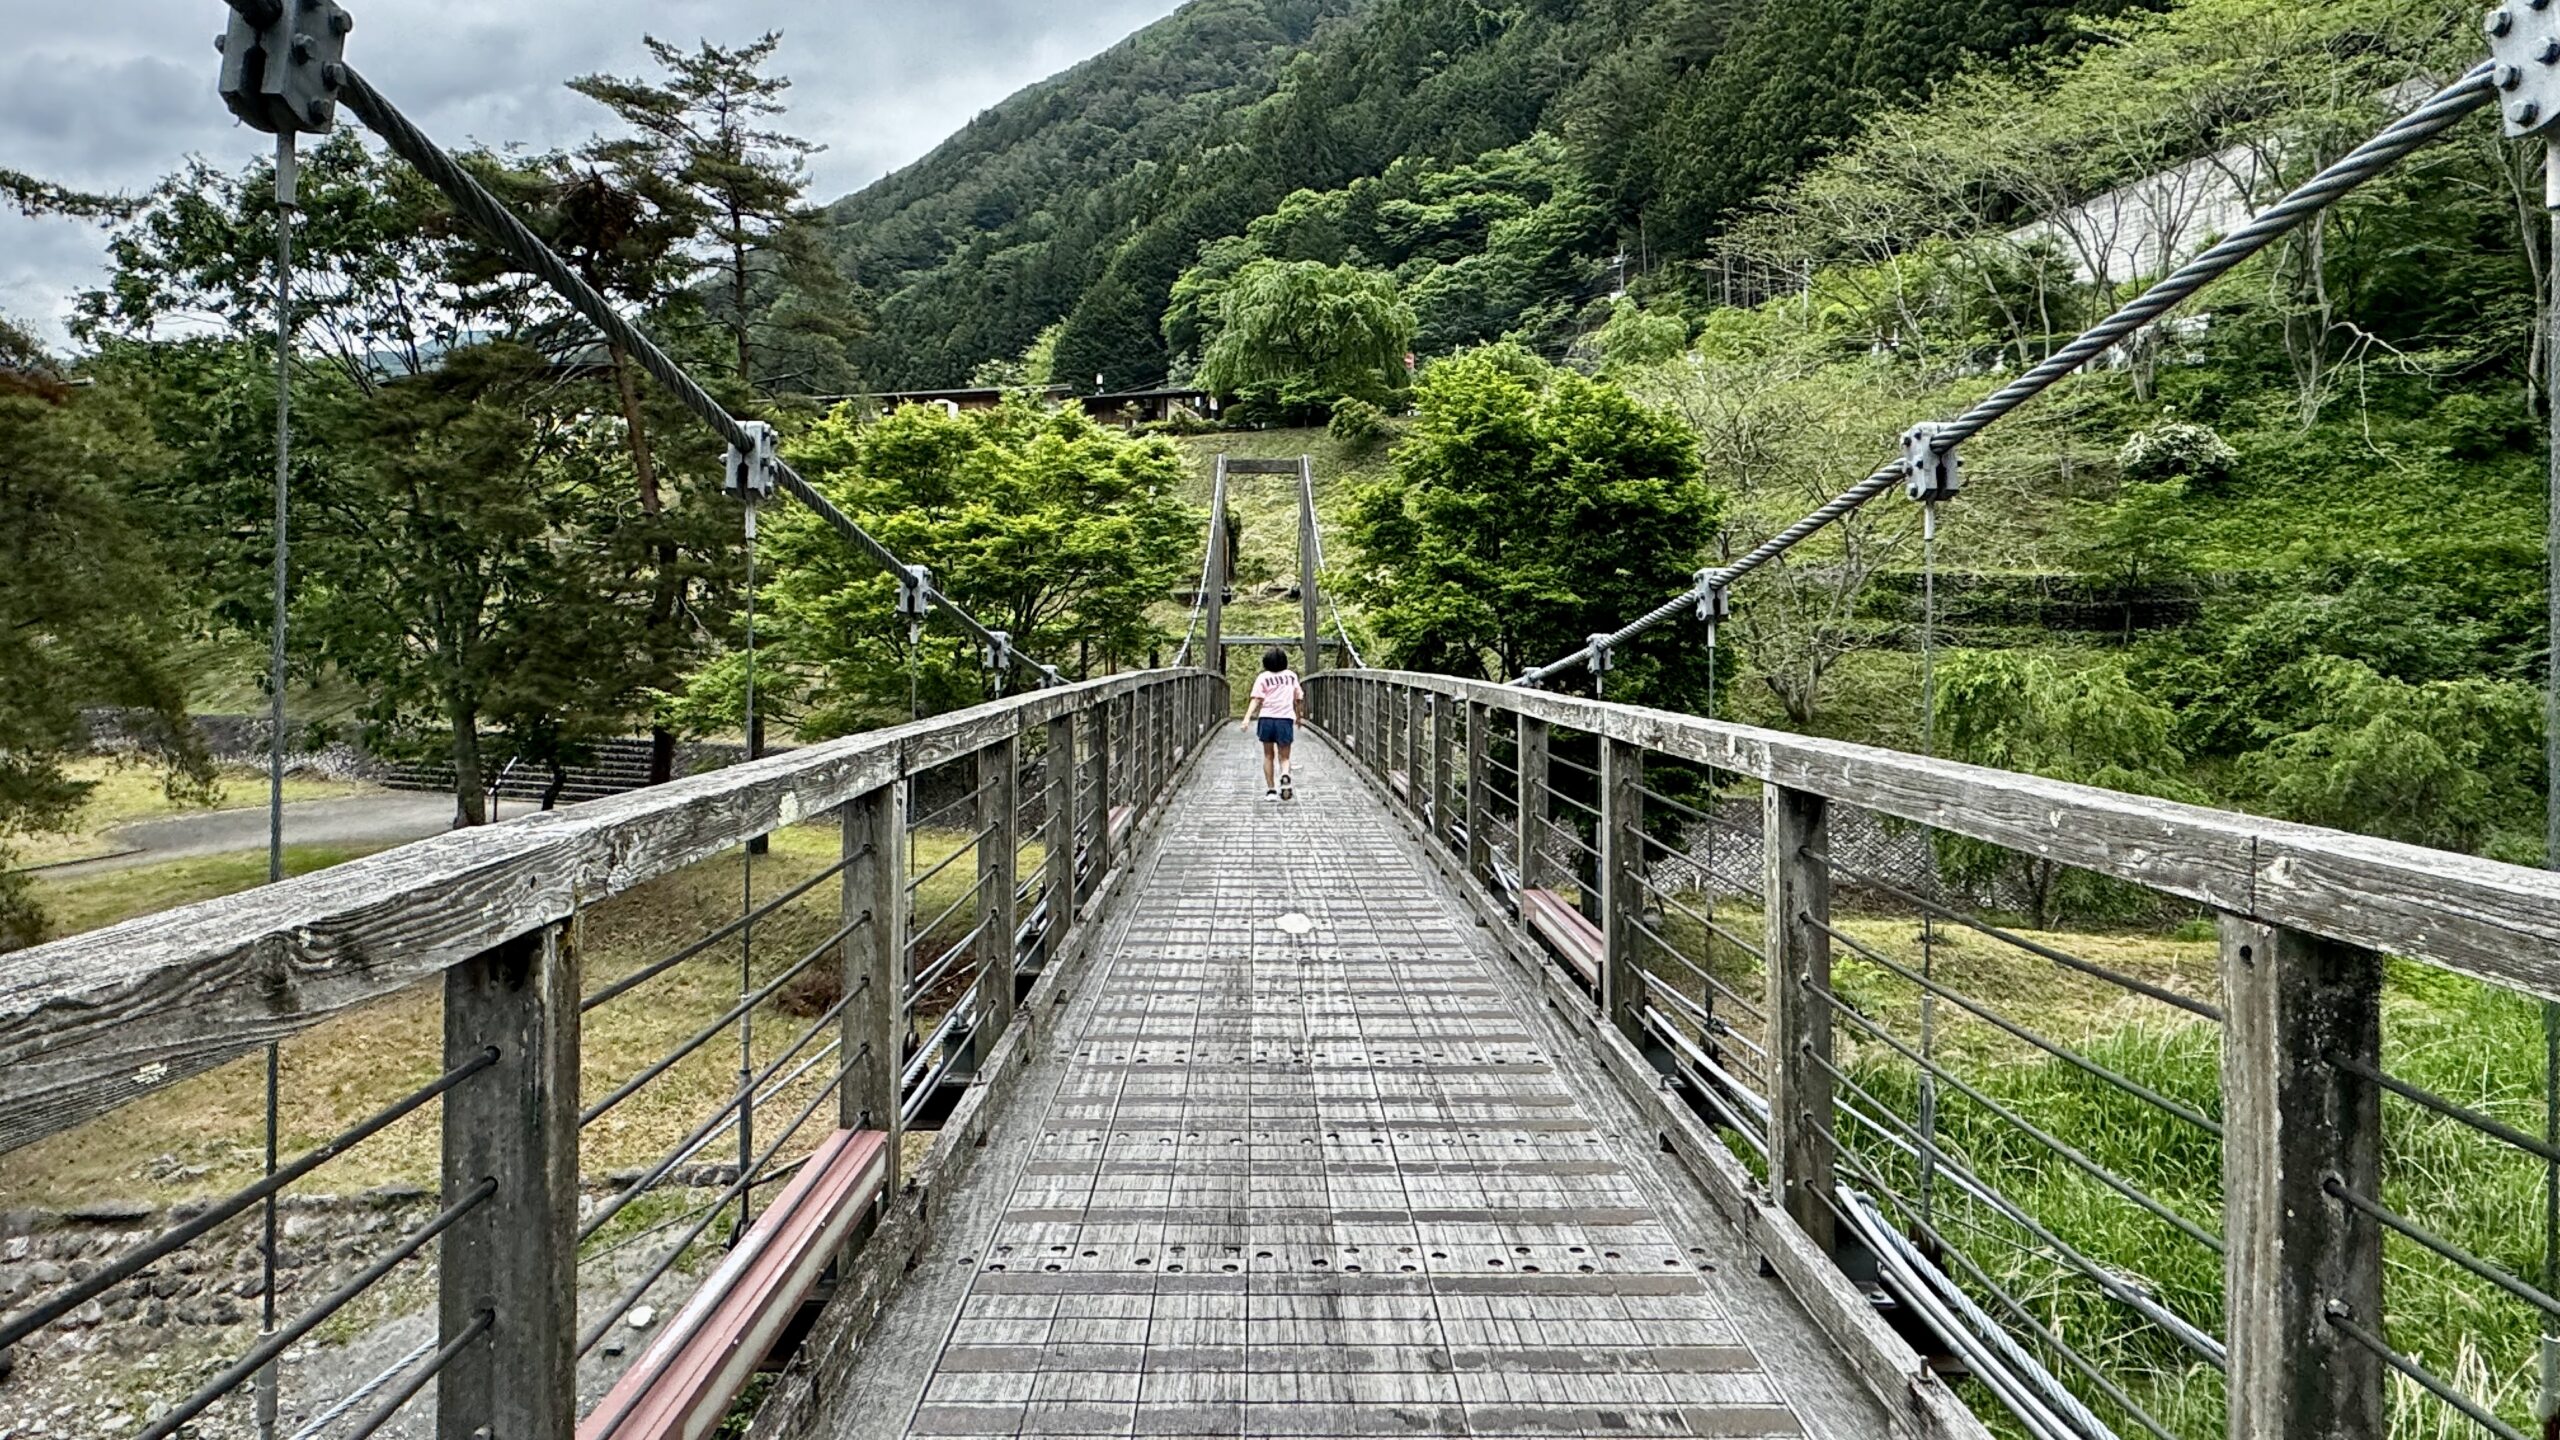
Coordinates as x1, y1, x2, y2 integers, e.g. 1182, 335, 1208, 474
1900, 422, 1962, 504
2487, 2, 2560, 138
218, 0, 351, 135
721, 421, 780, 505
1586, 634, 1615, 697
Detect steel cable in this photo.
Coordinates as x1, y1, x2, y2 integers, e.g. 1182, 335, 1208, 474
1518, 65, 2498, 685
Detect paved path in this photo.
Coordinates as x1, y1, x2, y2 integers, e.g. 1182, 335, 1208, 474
32, 793, 540, 878
830, 728, 1887, 1439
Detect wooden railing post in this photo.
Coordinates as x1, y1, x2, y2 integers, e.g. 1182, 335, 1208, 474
843, 782, 904, 1181
1430, 695, 1452, 843
1516, 715, 1550, 891
1764, 785, 1834, 1256
1087, 698, 1114, 884
1600, 738, 1644, 1042
1464, 700, 1491, 884
1404, 688, 1426, 822
977, 733, 1019, 1037
1041, 714, 1075, 961
438, 924, 578, 1440
2221, 917, 2384, 1440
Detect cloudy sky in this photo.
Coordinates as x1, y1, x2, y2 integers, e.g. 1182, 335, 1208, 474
2, 0, 1186, 346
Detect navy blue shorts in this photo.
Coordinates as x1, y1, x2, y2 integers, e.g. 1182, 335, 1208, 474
1256, 718, 1296, 746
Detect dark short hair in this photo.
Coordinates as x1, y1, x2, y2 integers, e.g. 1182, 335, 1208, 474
1262, 647, 1288, 672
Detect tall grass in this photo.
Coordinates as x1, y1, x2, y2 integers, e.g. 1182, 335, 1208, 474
1641, 886, 2559, 1439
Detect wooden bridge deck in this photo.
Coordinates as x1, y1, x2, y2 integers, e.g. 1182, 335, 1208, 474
827, 728, 1888, 1439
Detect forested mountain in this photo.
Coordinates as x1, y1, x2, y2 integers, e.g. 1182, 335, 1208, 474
829, 0, 2148, 389
825, 0, 1373, 388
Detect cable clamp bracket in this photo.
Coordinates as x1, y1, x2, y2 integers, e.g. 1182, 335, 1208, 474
982, 631, 1014, 674
1901, 423, 1961, 503
1586, 635, 1615, 676
219, 0, 351, 135
895, 564, 936, 620
2487, 3, 2560, 137
1694, 573, 1732, 626
722, 421, 779, 503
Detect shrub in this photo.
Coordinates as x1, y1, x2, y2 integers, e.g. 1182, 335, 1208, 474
2116, 419, 2237, 486
1326, 395, 1391, 449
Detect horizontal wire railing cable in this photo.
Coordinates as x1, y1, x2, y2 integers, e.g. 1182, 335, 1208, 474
580, 854, 856, 1014
334, 1308, 491, 1440
326, 64, 1055, 684
2324, 1177, 2560, 1324
1517, 64, 2498, 685
575, 1055, 850, 1359
2328, 1050, 2560, 1167
2327, 1307, 2531, 1440
1809, 851, 2222, 1022
576, 982, 866, 1244
578, 914, 859, 1128
287, 1333, 437, 1440
1797, 963, 2224, 1255
137, 1177, 498, 1440
1811, 916, 2219, 1135
1802, 1044, 2226, 1366
905, 822, 995, 893
0, 1046, 496, 1352
1631, 826, 1764, 902
909, 870, 992, 954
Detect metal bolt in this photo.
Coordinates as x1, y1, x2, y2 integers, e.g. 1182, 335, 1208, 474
2494, 5, 2518, 32
322, 62, 346, 89
2535, 0, 2554, 12
329, 7, 353, 33
2501, 62, 2526, 90
290, 34, 315, 62
2516, 100, 2544, 128
2540, 36, 2560, 61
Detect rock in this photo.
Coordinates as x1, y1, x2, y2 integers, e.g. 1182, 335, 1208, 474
627, 1305, 658, 1331
360, 1183, 427, 1208
3, 1237, 28, 1262
27, 1262, 64, 1287
281, 1214, 328, 1242
0, 1209, 48, 1236
60, 1301, 102, 1331
62, 1200, 152, 1226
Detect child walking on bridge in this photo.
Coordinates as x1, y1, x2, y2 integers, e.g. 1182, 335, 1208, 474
1242, 647, 1302, 802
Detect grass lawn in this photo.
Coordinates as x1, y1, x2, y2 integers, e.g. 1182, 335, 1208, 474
9, 758, 376, 868
0, 822, 1022, 1211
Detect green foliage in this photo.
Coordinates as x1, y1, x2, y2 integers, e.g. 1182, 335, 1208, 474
2237, 657, 2542, 859
2115, 421, 2235, 487
1191, 259, 1414, 422
749, 402, 1197, 734
1343, 345, 1716, 703
1586, 298, 1689, 373
0, 323, 212, 948
294, 344, 658, 824
1325, 395, 1392, 450
1931, 651, 2196, 924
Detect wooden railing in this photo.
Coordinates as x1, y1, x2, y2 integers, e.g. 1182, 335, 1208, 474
1309, 668, 2560, 1440
0, 668, 1224, 1440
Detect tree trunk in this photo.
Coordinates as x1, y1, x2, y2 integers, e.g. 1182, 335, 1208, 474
541, 759, 568, 813
451, 711, 488, 828
649, 727, 679, 787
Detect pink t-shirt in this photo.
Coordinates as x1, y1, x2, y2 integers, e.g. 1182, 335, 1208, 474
1251, 670, 1302, 720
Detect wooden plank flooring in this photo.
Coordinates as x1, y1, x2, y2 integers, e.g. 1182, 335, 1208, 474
840, 728, 1888, 1439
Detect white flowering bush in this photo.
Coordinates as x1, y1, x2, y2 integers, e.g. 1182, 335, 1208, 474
2116, 419, 2238, 485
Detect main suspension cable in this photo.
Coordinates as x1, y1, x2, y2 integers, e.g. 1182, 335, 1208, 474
1518, 64, 2498, 686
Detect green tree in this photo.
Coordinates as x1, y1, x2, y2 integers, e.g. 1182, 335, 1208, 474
746, 401, 1198, 735
2237, 656, 2541, 859
1342, 345, 1717, 705
0, 323, 212, 947
1190, 259, 1415, 423
296, 344, 655, 825
571, 32, 860, 394
1931, 651, 2196, 926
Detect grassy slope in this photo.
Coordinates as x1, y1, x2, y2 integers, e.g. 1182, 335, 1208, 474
1166, 427, 1389, 711
0, 824, 1007, 1210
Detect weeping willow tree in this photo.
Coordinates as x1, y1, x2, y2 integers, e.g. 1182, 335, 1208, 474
1190, 259, 1414, 423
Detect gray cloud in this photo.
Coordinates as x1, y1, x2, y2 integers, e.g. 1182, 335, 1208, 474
1, 0, 1183, 346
